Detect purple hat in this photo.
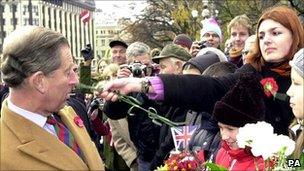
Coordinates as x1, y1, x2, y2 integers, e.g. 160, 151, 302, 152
173, 34, 193, 50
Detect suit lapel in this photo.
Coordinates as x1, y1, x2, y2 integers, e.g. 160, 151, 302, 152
1, 101, 88, 170
58, 106, 104, 170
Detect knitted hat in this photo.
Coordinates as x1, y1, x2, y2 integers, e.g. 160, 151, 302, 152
200, 18, 222, 41
183, 51, 221, 74
213, 74, 265, 127
289, 48, 304, 77
173, 34, 193, 50
152, 44, 192, 63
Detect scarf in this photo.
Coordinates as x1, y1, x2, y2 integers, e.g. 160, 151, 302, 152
264, 61, 291, 77
229, 47, 243, 59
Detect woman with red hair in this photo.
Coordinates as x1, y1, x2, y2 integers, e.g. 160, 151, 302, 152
101, 5, 304, 143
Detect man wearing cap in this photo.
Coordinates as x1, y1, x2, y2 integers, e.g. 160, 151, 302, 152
153, 44, 192, 74
109, 40, 128, 65
103, 44, 191, 170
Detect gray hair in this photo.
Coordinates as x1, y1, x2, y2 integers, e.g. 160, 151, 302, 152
1, 26, 69, 88
290, 48, 304, 77
126, 42, 151, 64
197, 47, 228, 62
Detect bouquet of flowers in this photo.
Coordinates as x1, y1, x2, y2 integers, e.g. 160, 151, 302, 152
237, 121, 295, 170
156, 150, 227, 171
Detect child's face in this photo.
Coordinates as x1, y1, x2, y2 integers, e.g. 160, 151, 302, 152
218, 122, 239, 150
287, 68, 304, 119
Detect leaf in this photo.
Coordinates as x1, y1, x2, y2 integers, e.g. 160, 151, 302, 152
205, 162, 228, 171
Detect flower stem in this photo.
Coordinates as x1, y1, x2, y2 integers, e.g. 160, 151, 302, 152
78, 83, 185, 127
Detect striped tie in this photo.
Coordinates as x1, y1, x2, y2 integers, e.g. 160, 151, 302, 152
47, 115, 84, 159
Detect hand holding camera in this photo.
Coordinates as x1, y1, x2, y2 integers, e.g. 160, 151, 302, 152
119, 61, 147, 78
81, 44, 94, 61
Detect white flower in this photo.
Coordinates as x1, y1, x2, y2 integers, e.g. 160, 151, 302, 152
276, 135, 295, 156
236, 121, 295, 160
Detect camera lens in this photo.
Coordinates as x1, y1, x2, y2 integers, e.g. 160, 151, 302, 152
132, 68, 142, 77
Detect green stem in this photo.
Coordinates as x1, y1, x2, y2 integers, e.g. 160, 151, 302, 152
78, 83, 185, 127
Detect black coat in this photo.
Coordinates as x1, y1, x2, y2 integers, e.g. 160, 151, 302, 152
159, 64, 294, 135
103, 92, 161, 162
103, 92, 188, 167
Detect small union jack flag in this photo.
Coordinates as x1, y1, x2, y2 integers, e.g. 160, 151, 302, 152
171, 125, 197, 151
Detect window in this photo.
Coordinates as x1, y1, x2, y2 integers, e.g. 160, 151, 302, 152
33, 18, 39, 26
23, 5, 28, 15
2, 19, 5, 25
33, 5, 38, 15
23, 18, 28, 26
101, 50, 105, 57
101, 39, 105, 46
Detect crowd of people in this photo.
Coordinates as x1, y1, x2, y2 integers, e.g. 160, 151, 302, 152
0, 5, 303, 171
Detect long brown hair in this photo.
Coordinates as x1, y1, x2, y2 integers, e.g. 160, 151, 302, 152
247, 6, 304, 76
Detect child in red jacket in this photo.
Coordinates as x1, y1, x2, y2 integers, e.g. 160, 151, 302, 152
212, 74, 266, 171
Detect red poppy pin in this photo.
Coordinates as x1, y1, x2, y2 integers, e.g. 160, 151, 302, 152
260, 77, 288, 101
260, 77, 278, 98
74, 116, 84, 127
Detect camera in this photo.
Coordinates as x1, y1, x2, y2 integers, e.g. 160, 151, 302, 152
198, 41, 210, 49
81, 44, 93, 61
120, 61, 147, 77
120, 61, 160, 77
88, 98, 104, 114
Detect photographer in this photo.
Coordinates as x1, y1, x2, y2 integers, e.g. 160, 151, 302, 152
104, 42, 160, 170
79, 44, 131, 171
104, 43, 191, 170
190, 18, 223, 57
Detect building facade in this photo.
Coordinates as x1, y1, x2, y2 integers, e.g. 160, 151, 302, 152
94, 10, 123, 65
0, 0, 95, 65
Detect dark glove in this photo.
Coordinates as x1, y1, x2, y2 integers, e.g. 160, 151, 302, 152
81, 44, 93, 61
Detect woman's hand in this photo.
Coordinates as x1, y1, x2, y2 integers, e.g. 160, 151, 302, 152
99, 77, 144, 102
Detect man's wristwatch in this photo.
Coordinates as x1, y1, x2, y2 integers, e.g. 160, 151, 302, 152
140, 78, 151, 94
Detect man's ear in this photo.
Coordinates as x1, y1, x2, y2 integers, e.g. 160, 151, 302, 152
174, 60, 184, 72
28, 71, 46, 94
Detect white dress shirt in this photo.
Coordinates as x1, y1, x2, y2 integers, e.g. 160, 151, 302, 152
7, 98, 57, 137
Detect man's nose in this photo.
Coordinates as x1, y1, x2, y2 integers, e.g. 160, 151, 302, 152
69, 72, 79, 86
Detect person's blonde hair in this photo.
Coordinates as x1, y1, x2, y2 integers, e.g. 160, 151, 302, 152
289, 119, 304, 159
227, 14, 253, 35
102, 63, 119, 80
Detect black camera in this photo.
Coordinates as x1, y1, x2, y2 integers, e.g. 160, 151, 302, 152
120, 61, 147, 78
198, 41, 211, 49
88, 98, 104, 114
81, 44, 93, 61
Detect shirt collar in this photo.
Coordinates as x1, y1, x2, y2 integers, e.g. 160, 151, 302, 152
7, 98, 47, 128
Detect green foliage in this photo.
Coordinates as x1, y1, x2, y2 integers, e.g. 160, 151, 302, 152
205, 162, 228, 171
121, 0, 303, 49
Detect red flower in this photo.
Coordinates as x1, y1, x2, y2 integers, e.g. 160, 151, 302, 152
260, 77, 279, 98
164, 151, 203, 170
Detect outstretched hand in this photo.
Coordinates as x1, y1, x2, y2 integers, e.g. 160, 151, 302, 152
99, 77, 143, 102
